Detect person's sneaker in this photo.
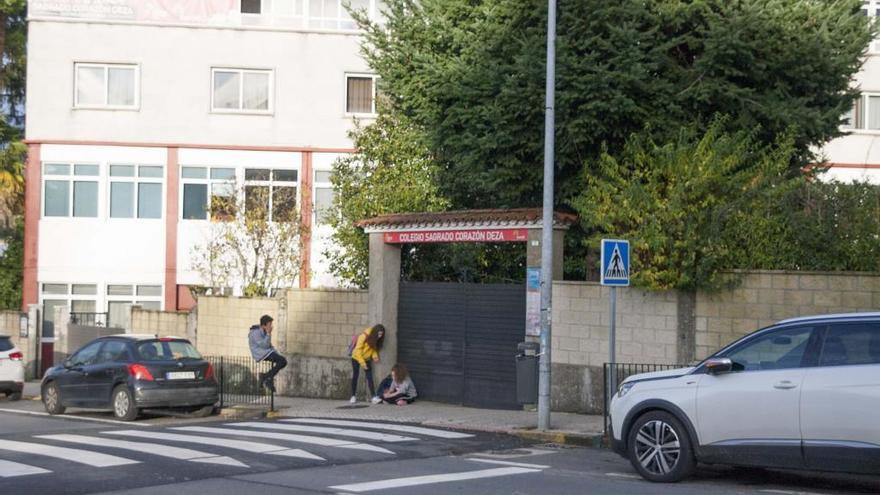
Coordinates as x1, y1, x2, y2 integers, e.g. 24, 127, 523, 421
349, 396, 357, 404
370, 396, 382, 404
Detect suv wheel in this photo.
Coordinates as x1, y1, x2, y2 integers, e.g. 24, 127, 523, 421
112, 385, 139, 421
43, 382, 66, 414
627, 411, 695, 482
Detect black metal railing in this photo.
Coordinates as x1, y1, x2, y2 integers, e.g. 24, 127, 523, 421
70, 312, 109, 327
206, 355, 274, 411
603, 362, 687, 434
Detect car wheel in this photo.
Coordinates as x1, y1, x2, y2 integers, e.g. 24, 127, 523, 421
627, 410, 696, 482
112, 385, 139, 421
43, 382, 66, 415
8, 391, 21, 401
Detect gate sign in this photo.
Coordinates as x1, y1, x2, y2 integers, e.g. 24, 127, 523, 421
601, 239, 630, 286
384, 229, 528, 244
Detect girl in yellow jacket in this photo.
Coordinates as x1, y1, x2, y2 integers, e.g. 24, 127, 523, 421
350, 324, 385, 404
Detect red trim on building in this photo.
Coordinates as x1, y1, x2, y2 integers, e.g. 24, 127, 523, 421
165, 148, 179, 311
22, 144, 40, 311
383, 228, 530, 243
176, 285, 196, 311
299, 152, 313, 288
24, 138, 355, 154
824, 162, 880, 170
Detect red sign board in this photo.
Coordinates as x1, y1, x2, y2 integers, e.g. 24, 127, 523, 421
384, 229, 529, 244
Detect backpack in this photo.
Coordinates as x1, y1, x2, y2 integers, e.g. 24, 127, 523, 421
346, 333, 359, 357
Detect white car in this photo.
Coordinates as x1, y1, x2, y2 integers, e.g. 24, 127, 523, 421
610, 312, 880, 482
0, 334, 25, 401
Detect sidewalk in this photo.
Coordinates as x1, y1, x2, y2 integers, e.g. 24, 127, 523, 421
20, 381, 606, 447
271, 395, 606, 447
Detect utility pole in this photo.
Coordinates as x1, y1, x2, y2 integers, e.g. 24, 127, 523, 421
538, 0, 557, 432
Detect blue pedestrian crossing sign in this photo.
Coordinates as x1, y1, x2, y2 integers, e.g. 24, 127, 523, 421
601, 239, 630, 286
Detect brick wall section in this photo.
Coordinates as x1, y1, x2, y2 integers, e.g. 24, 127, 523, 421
130, 307, 188, 337
552, 282, 680, 367
695, 271, 880, 359
196, 295, 281, 357
285, 288, 369, 357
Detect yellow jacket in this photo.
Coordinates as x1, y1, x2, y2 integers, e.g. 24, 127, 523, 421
351, 327, 380, 368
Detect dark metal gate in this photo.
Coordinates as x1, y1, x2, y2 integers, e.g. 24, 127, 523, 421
398, 282, 525, 410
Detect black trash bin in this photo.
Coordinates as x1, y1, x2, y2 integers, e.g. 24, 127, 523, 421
516, 341, 540, 404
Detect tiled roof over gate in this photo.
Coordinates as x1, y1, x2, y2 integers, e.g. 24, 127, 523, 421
356, 208, 577, 230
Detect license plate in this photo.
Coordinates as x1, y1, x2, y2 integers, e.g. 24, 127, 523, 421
166, 371, 195, 380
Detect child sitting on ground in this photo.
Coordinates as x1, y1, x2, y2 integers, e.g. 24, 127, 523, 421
379, 363, 417, 405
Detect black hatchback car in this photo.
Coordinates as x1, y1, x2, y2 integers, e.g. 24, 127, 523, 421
41, 335, 218, 421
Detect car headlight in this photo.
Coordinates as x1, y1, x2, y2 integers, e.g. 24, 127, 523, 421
617, 381, 635, 398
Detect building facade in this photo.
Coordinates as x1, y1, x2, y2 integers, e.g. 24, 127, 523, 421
24, 1, 381, 335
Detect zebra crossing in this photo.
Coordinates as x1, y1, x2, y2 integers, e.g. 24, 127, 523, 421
0, 419, 476, 480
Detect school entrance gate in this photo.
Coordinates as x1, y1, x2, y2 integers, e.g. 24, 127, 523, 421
398, 281, 525, 409
358, 208, 576, 410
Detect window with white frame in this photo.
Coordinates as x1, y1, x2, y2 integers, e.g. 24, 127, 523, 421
41, 283, 99, 337
107, 284, 162, 328
840, 93, 880, 131
345, 74, 378, 115
313, 169, 335, 226
241, 0, 262, 13
862, 0, 880, 16
245, 168, 298, 222
109, 165, 164, 219
181, 166, 236, 220
43, 163, 99, 218
75, 63, 138, 109
309, 0, 369, 29
212, 68, 272, 113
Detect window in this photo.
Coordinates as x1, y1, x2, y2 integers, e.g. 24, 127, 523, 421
109, 165, 164, 219
97, 340, 129, 364
245, 168, 298, 222
722, 326, 814, 372
75, 63, 138, 109
106, 284, 163, 328
181, 167, 236, 220
819, 322, 880, 367
69, 341, 103, 366
241, 0, 262, 13
346, 74, 377, 114
212, 68, 272, 112
314, 170, 334, 225
43, 163, 99, 218
40, 283, 99, 338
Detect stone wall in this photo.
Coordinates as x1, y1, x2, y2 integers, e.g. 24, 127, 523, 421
130, 307, 191, 341
285, 289, 369, 357
0, 310, 38, 379
694, 272, 880, 359
549, 271, 880, 414
195, 295, 281, 357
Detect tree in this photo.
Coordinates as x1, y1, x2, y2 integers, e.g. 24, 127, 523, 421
191, 184, 303, 297
325, 110, 449, 287
348, 0, 873, 283
572, 120, 801, 291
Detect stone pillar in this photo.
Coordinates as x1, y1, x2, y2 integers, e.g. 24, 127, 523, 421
26, 304, 40, 380
526, 228, 565, 280
368, 233, 401, 386
53, 305, 70, 367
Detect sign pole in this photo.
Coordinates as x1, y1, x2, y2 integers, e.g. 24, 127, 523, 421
609, 286, 616, 406
537, 0, 557, 432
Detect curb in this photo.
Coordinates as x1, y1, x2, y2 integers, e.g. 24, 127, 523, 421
218, 406, 269, 420
509, 429, 606, 448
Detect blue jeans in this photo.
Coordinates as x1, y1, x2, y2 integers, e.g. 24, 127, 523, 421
351, 359, 375, 397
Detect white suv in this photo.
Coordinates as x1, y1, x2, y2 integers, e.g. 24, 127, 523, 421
0, 334, 25, 401
610, 312, 880, 482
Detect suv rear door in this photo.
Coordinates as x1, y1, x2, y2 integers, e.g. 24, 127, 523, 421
801, 320, 880, 474
695, 324, 817, 469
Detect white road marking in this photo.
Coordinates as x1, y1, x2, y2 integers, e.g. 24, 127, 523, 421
470, 448, 556, 459
760, 490, 829, 495
283, 418, 474, 439
466, 458, 550, 469
0, 459, 52, 477
605, 472, 641, 479
229, 421, 417, 443
103, 430, 325, 461
174, 426, 395, 455
329, 467, 541, 492
0, 439, 138, 467
0, 408, 150, 427
37, 434, 247, 468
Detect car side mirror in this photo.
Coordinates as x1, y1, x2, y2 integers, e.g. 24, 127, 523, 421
705, 357, 733, 375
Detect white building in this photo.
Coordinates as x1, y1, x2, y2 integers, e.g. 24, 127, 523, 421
23, 1, 382, 337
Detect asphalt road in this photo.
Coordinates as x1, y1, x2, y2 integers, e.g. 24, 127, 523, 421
0, 396, 879, 495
